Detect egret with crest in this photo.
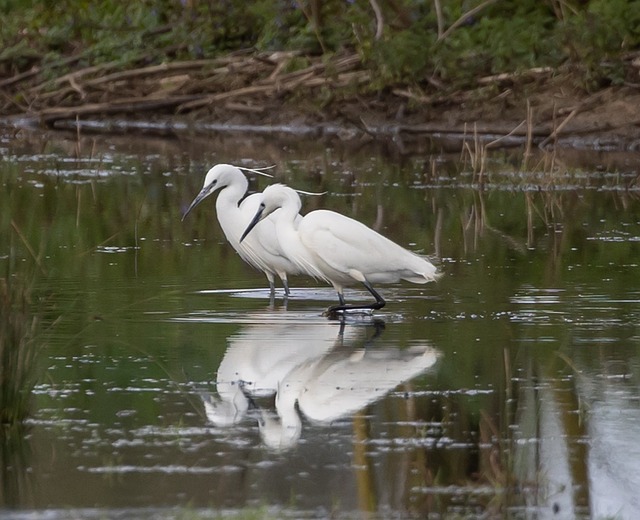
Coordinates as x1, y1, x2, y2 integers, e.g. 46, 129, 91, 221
182, 164, 301, 296
240, 183, 440, 314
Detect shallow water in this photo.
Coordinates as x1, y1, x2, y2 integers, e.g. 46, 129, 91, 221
1, 127, 640, 519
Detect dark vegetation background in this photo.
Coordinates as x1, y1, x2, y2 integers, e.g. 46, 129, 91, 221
2, 0, 640, 90
0, 0, 640, 123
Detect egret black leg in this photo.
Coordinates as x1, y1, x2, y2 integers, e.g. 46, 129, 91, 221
363, 281, 386, 310
326, 281, 386, 316
282, 279, 290, 298
267, 280, 276, 308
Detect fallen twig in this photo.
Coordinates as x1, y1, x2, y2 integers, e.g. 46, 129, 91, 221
35, 94, 202, 123
538, 89, 610, 147
437, 0, 499, 42
478, 67, 554, 85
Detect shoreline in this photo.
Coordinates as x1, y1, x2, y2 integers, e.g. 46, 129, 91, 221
3, 50, 640, 152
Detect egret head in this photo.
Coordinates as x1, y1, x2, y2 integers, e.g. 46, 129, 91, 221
239, 184, 300, 243
182, 164, 276, 221
181, 164, 244, 221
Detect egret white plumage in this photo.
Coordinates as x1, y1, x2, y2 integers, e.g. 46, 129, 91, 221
240, 184, 440, 313
182, 164, 301, 296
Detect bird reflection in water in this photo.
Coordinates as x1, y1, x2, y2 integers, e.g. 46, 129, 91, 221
201, 317, 440, 449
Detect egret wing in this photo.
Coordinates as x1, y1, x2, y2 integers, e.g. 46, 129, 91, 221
300, 210, 436, 283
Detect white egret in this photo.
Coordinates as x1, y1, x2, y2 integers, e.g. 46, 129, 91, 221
182, 164, 301, 296
240, 184, 441, 313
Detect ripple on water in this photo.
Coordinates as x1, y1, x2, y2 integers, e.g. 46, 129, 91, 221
79, 464, 244, 475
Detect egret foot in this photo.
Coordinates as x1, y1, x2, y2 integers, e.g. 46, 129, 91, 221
325, 281, 386, 317
324, 302, 385, 319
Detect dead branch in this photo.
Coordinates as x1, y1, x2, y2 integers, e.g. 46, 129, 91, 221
28, 62, 119, 93
478, 67, 554, 85
397, 121, 552, 137
35, 94, 203, 123
369, 0, 384, 40
177, 86, 276, 112
437, 0, 499, 42
0, 66, 41, 88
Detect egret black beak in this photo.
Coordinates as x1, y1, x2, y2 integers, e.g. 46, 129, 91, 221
182, 183, 214, 221
240, 204, 265, 243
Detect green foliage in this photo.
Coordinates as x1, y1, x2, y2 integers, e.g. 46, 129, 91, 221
362, 0, 633, 90
248, 1, 310, 51
248, 0, 358, 53
363, 0, 639, 91
0, 0, 258, 72
560, 0, 640, 87
1, 0, 639, 95
447, 3, 560, 74
368, 24, 437, 85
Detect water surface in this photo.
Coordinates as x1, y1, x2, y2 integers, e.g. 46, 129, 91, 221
1, 127, 640, 519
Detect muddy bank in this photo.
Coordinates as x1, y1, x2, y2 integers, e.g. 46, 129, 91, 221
3, 51, 640, 151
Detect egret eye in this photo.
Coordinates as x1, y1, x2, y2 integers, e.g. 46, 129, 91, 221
203, 179, 217, 193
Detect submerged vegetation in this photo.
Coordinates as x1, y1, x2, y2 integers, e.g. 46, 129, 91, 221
0, 276, 40, 426
1, 0, 640, 123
